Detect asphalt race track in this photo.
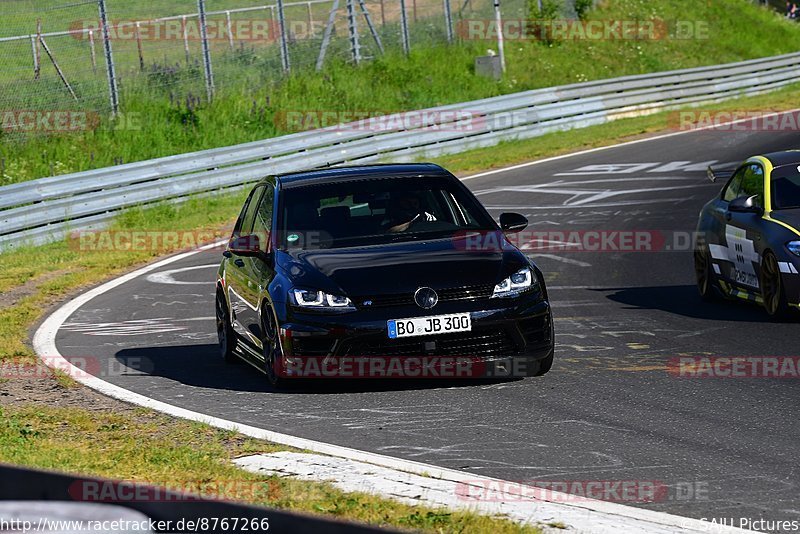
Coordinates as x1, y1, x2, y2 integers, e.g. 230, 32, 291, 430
54, 124, 800, 526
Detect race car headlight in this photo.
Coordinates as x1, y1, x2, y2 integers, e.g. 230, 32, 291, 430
787, 241, 800, 257
291, 289, 354, 310
491, 268, 536, 298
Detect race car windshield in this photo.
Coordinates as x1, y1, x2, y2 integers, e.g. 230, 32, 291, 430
771, 167, 800, 210
278, 176, 497, 250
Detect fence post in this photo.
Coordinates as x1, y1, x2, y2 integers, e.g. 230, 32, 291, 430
30, 34, 40, 78
399, 0, 410, 55
34, 19, 42, 79
493, 0, 505, 74
97, 0, 119, 115
443, 0, 453, 43
134, 22, 144, 71
88, 29, 97, 74
346, 0, 361, 64
225, 11, 235, 50
276, 0, 291, 72
315, 0, 340, 70
181, 16, 190, 64
198, 0, 215, 100
357, 0, 383, 54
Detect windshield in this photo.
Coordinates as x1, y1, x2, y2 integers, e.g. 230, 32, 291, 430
278, 176, 497, 250
771, 165, 800, 210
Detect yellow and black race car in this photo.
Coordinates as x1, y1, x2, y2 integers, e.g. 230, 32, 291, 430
695, 150, 800, 318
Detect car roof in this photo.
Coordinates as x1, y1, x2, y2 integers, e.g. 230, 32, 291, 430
274, 163, 453, 189
763, 150, 800, 168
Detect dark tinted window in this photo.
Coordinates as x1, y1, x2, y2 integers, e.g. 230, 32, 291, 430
772, 165, 800, 210
234, 186, 264, 236
253, 186, 274, 252
279, 176, 496, 250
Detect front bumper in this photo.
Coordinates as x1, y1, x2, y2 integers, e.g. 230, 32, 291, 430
274, 291, 553, 379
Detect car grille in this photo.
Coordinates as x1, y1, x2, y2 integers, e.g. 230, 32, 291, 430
339, 328, 518, 358
354, 283, 495, 309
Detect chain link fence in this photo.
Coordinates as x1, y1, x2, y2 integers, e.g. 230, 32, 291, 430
0, 0, 582, 141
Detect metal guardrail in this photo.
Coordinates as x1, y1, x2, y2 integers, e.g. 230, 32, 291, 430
2, 51, 800, 249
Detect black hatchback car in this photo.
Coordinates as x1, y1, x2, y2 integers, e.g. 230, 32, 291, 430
216, 163, 554, 385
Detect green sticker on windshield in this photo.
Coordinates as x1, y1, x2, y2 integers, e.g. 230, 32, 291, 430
287, 234, 300, 243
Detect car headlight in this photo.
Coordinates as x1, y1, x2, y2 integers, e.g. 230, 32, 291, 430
787, 241, 800, 257
491, 268, 536, 298
291, 289, 354, 310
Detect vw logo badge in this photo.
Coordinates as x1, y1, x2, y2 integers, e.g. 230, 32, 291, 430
414, 287, 438, 309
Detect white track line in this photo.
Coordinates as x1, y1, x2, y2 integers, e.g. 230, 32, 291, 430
34, 118, 782, 532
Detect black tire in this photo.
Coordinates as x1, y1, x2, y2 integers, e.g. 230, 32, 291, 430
760, 251, 790, 319
216, 292, 238, 364
526, 350, 554, 377
694, 245, 716, 301
261, 306, 284, 387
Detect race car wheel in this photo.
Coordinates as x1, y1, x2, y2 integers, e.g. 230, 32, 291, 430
694, 245, 716, 301
261, 306, 284, 387
760, 251, 789, 318
216, 292, 238, 364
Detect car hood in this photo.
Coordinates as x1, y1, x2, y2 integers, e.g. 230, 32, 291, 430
276, 232, 529, 296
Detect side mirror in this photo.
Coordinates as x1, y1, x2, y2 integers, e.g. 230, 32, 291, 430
228, 234, 268, 259
499, 212, 528, 233
728, 195, 763, 215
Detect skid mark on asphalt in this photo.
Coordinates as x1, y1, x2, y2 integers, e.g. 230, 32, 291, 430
61, 316, 215, 336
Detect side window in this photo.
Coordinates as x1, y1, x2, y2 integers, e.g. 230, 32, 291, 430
740, 163, 765, 207
722, 167, 746, 202
233, 186, 264, 237
253, 186, 274, 252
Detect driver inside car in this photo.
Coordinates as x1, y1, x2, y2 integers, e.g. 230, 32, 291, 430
384, 191, 437, 233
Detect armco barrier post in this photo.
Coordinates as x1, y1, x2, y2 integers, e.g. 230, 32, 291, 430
97, 0, 119, 115
198, 0, 215, 100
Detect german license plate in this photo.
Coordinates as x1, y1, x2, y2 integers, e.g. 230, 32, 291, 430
387, 313, 471, 339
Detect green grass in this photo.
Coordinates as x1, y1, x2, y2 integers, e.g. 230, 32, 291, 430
1, 0, 798, 184
0, 405, 540, 533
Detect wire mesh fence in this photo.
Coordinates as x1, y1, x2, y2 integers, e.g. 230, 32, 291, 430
0, 0, 580, 141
